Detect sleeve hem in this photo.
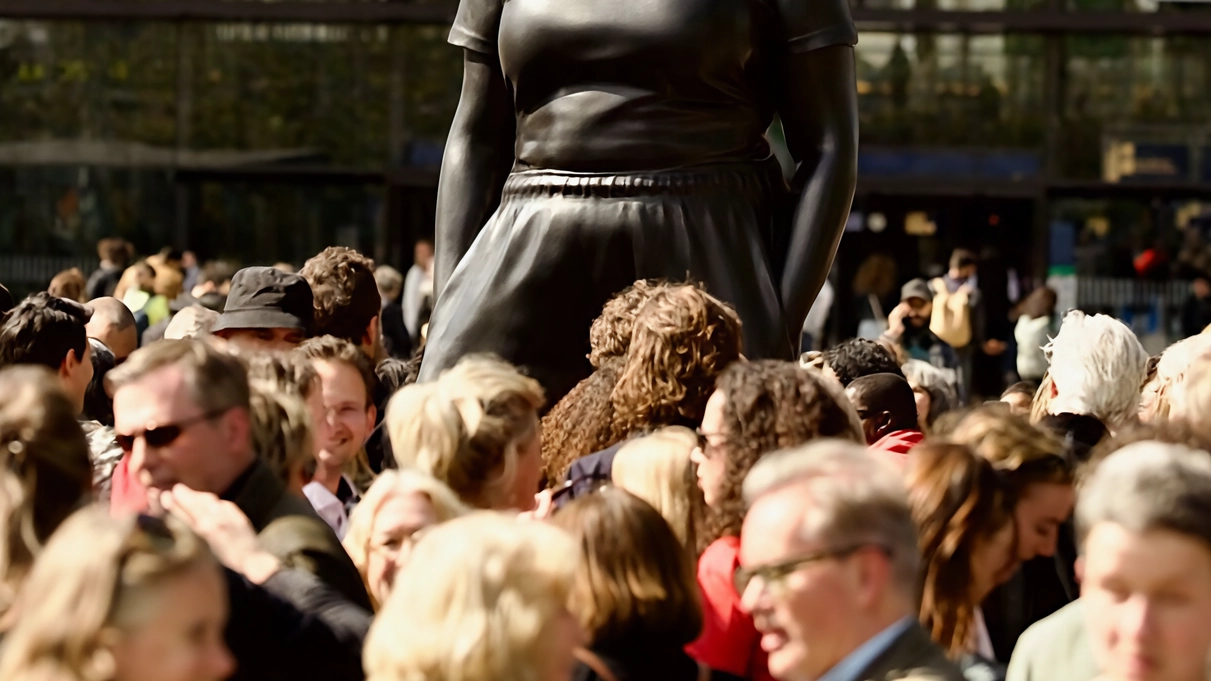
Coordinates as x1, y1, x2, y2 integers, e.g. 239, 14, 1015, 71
787, 26, 859, 53
448, 25, 497, 55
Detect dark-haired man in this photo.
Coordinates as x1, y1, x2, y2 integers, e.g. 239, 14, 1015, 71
882, 278, 957, 374
845, 372, 923, 464
0, 292, 94, 414
822, 338, 904, 387
300, 247, 383, 362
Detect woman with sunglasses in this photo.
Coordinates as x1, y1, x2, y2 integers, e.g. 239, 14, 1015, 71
0, 508, 233, 681
687, 360, 863, 681
906, 443, 1018, 679
553, 487, 739, 681
342, 470, 469, 609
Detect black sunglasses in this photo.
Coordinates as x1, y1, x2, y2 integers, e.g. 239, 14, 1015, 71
115, 408, 230, 454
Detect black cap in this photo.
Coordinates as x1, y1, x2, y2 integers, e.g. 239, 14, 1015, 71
900, 278, 933, 303
212, 267, 314, 334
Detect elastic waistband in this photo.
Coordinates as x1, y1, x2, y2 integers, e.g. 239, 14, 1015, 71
502, 159, 784, 199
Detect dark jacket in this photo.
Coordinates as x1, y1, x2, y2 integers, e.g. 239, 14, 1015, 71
573, 641, 743, 681
86, 265, 123, 300
225, 567, 368, 681
381, 298, 413, 360
222, 459, 372, 610
858, 623, 966, 681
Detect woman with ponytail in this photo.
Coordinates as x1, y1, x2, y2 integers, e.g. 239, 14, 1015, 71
905, 442, 1017, 678
385, 356, 545, 511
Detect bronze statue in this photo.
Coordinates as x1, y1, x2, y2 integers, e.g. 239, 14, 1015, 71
418, 0, 860, 402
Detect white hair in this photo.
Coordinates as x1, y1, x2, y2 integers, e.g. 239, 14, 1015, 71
743, 440, 919, 598
1152, 335, 1211, 422
164, 305, 218, 340
1045, 311, 1148, 428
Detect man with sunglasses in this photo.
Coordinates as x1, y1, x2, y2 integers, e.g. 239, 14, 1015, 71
737, 440, 963, 681
109, 339, 372, 610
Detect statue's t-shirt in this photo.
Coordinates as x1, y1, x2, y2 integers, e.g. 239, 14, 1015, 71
449, 0, 858, 173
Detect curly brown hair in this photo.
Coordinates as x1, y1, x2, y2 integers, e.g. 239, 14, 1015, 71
612, 285, 743, 434
907, 442, 1014, 657
705, 361, 864, 549
299, 247, 380, 347
587, 281, 658, 369
543, 284, 744, 484
541, 358, 625, 484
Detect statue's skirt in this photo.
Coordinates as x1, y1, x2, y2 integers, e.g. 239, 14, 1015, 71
419, 159, 793, 403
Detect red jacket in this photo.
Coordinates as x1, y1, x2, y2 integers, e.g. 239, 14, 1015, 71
110, 454, 150, 516
869, 429, 925, 467
687, 536, 775, 681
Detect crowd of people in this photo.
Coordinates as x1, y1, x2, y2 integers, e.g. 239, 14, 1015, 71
0, 237, 1210, 681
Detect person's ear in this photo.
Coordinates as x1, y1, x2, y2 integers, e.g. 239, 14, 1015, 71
60, 348, 79, 380
875, 411, 894, 437
222, 407, 253, 456
1050, 380, 1059, 398
853, 547, 892, 609
364, 403, 377, 440
363, 315, 381, 351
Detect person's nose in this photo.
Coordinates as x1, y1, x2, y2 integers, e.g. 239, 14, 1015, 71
739, 576, 770, 617
129, 436, 156, 477
690, 446, 706, 466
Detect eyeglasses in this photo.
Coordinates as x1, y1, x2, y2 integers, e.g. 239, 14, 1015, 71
115, 407, 231, 454
733, 543, 890, 596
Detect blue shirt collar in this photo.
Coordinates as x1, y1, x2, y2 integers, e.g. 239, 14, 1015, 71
817, 616, 914, 681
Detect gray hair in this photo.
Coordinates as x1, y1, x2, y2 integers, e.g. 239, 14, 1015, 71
164, 305, 219, 341
901, 360, 958, 427
375, 265, 404, 298
1045, 311, 1148, 428
743, 440, 920, 599
1076, 441, 1211, 553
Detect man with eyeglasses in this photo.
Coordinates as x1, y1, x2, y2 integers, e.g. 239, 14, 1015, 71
109, 338, 372, 610
737, 440, 963, 681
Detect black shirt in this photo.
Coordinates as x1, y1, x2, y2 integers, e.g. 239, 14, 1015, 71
450, 0, 857, 172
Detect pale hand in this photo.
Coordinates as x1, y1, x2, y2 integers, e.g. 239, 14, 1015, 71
160, 484, 282, 584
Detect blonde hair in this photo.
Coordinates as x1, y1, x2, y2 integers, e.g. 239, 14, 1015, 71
552, 488, 702, 649
1143, 335, 1211, 424
1029, 372, 1054, 425
0, 508, 220, 681
611, 427, 703, 549
1173, 355, 1211, 425
386, 357, 544, 509
249, 382, 314, 490
343, 470, 470, 610
152, 265, 183, 299
364, 512, 576, 681
950, 407, 1073, 494
0, 366, 92, 623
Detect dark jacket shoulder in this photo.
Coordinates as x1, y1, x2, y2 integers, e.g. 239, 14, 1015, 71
226, 460, 372, 610
860, 623, 967, 681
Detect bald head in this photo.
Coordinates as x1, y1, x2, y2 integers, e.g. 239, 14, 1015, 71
85, 297, 137, 362
845, 373, 919, 444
